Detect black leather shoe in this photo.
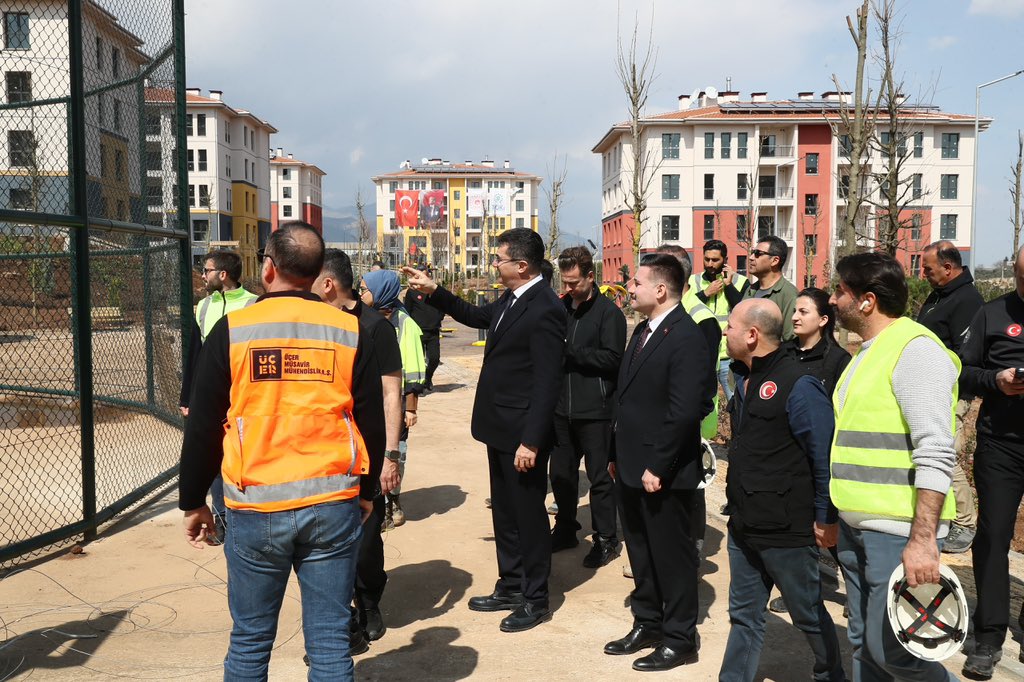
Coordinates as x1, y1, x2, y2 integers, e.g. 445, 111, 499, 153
499, 602, 551, 632
468, 591, 524, 612
364, 606, 386, 641
632, 644, 699, 671
583, 540, 621, 568
604, 626, 662, 655
551, 529, 579, 552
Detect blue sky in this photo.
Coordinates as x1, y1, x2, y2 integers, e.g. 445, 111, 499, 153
185, 0, 1024, 266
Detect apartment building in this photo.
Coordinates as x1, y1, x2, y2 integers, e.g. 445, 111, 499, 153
270, 148, 324, 232
593, 90, 988, 285
371, 159, 542, 274
144, 87, 276, 276
1, 2, 148, 222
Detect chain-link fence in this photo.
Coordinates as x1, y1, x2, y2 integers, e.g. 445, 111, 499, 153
0, 0, 189, 567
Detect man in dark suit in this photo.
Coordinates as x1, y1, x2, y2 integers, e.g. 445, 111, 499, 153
402, 228, 567, 633
604, 253, 711, 672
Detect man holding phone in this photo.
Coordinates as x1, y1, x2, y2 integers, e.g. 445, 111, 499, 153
689, 239, 748, 402
958, 246, 1024, 679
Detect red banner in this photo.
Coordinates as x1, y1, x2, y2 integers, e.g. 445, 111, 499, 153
395, 190, 419, 228
421, 189, 446, 224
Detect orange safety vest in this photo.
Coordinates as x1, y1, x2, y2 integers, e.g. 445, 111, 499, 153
220, 296, 369, 512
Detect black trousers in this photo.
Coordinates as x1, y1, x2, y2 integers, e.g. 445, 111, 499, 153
422, 334, 440, 387
487, 445, 552, 606
972, 434, 1024, 648
690, 489, 706, 543
617, 481, 699, 650
354, 494, 387, 616
549, 416, 618, 542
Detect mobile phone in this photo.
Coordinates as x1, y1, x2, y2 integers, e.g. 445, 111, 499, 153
1015, 367, 1024, 382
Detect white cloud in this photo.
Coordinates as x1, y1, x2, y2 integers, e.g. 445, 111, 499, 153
349, 147, 365, 165
969, 0, 1024, 18
928, 36, 958, 50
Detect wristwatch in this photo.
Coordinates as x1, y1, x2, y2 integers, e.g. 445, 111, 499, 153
385, 449, 401, 462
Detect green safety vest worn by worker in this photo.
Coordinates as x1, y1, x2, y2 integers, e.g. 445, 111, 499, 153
394, 308, 426, 393
688, 272, 748, 361
196, 286, 259, 341
830, 317, 958, 521
682, 289, 719, 440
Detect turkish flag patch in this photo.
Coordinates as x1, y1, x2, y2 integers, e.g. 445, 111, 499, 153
759, 381, 778, 400
1007, 324, 1022, 337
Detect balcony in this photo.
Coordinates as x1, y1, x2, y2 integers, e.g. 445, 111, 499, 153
758, 144, 795, 159
758, 186, 794, 200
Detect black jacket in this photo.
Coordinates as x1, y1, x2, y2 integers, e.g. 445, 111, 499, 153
428, 280, 567, 453
556, 292, 627, 419
610, 306, 712, 489
404, 288, 444, 337
959, 291, 1024, 444
790, 336, 852, 397
917, 269, 985, 354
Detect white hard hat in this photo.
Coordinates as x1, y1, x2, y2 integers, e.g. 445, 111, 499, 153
885, 562, 969, 662
698, 438, 717, 489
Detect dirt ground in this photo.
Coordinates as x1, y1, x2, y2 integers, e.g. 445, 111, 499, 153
0, 321, 1022, 680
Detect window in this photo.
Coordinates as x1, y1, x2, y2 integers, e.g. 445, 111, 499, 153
194, 149, 206, 172
95, 36, 103, 69
940, 214, 957, 240
282, 186, 292, 199
6, 71, 31, 103
112, 48, 120, 78
192, 219, 209, 242
662, 174, 680, 200
116, 200, 125, 220
115, 149, 124, 180
704, 174, 714, 201
897, 134, 907, 158
839, 134, 852, 157
469, 217, 481, 230
736, 254, 748, 274
188, 184, 196, 207
804, 234, 818, 257
243, 126, 248, 146
839, 175, 850, 198
8, 130, 33, 167
282, 168, 290, 180
880, 179, 892, 201
704, 132, 714, 159
113, 99, 122, 131
661, 215, 680, 241
98, 92, 106, 127
941, 133, 960, 159
516, 181, 525, 190
737, 174, 748, 201
737, 132, 748, 159
940, 174, 959, 200
432, 181, 444, 190
805, 193, 819, 216
454, 208, 460, 219
469, 180, 481, 188
145, 110, 160, 136
911, 213, 922, 241
283, 205, 293, 217
224, 124, 230, 143
721, 133, 732, 159
736, 214, 748, 241
198, 184, 210, 207
454, 190, 461, 200
703, 215, 715, 240
389, 199, 394, 212
10, 187, 31, 209
244, 159, 249, 180
759, 175, 775, 199
757, 216, 775, 240
759, 134, 776, 157
197, 114, 206, 136
662, 133, 680, 159
910, 254, 921, 276
146, 183, 162, 206
912, 173, 922, 200
516, 217, 525, 229
913, 132, 923, 158
806, 153, 819, 175
100, 143, 108, 177
4, 13, 29, 50
186, 149, 194, 171
185, 113, 193, 136
515, 199, 524, 211
245, 193, 250, 212
225, 155, 231, 177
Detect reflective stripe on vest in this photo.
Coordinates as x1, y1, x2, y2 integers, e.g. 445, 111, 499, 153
682, 292, 719, 439
197, 288, 259, 341
688, 273, 745, 359
221, 297, 368, 513
830, 317, 958, 521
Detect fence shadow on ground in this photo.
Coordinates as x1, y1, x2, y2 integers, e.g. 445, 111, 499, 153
0, 609, 128, 677
398, 485, 467, 523
355, 626, 477, 681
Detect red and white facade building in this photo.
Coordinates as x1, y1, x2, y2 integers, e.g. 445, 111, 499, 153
593, 90, 989, 285
270, 149, 325, 232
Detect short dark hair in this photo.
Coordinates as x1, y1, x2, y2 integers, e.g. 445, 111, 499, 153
371, 260, 386, 269
496, 228, 544, 271
797, 287, 837, 341
557, 245, 594, 278
757, 235, 789, 269
640, 252, 685, 298
205, 249, 243, 283
835, 251, 908, 317
703, 239, 728, 259
321, 248, 354, 292
924, 240, 963, 268
540, 259, 554, 285
267, 221, 325, 285
656, 244, 692, 282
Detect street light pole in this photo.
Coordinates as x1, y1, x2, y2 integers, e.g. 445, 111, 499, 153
970, 69, 1024, 273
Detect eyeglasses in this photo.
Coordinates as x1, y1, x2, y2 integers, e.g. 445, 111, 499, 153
201, 267, 222, 275
256, 249, 274, 265
750, 249, 771, 258
491, 254, 520, 266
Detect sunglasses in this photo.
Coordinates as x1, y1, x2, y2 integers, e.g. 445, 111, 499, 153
256, 249, 274, 265
750, 249, 772, 258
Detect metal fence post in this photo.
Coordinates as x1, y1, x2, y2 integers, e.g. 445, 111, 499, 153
174, 0, 192, 378
68, 0, 97, 541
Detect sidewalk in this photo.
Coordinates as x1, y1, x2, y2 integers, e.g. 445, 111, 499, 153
0, 322, 1021, 680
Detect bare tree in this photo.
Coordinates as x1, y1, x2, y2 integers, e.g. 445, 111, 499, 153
355, 187, 372, 268
830, 0, 879, 257
615, 12, 660, 272
544, 154, 568, 261
1011, 131, 1023, 258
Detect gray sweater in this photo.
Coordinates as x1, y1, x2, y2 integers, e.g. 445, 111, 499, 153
836, 335, 957, 538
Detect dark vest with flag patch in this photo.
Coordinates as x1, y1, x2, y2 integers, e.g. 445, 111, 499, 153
726, 348, 815, 550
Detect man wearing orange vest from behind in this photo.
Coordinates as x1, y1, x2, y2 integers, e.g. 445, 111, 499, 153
179, 222, 374, 681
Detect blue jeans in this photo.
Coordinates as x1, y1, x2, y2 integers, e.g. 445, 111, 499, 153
720, 532, 845, 682
718, 358, 734, 402
837, 521, 955, 682
210, 475, 226, 516
224, 499, 363, 681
